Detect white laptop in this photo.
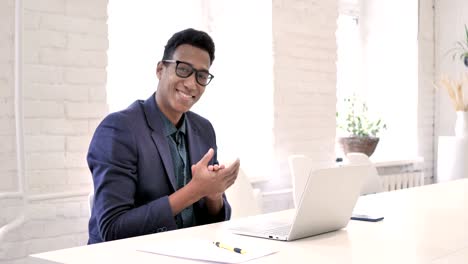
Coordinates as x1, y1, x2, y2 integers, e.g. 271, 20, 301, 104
229, 165, 370, 241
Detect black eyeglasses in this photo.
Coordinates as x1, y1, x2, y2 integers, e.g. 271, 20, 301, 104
162, 60, 214, 86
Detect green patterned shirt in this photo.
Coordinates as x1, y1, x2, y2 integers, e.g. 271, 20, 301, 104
160, 111, 196, 228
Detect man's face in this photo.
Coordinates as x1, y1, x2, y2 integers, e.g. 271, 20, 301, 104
156, 44, 211, 122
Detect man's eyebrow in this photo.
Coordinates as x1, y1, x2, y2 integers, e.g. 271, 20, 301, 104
179, 60, 210, 72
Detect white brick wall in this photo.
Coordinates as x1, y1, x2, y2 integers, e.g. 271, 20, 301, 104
1, 196, 91, 262
272, 0, 338, 192
0, 0, 108, 263
21, 0, 108, 211
418, 0, 436, 181
0, 0, 17, 196
40, 14, 107, 35
24, 0, 66, 13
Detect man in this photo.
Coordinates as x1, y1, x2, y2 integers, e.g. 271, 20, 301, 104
87, 28, 240, 244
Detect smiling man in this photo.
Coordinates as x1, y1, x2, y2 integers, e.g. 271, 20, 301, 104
87, 28, 240, 244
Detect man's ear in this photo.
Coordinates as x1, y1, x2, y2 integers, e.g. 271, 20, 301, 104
156, 62, 164, 80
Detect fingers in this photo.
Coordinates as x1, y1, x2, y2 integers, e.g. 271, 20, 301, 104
226, 178, 236, 189
218, 160, 240, 184
223, 159, 240, 174
208, 164, 222, 171
197, 148, 214, 167
220, 160, 240, 183
224, 170, 238, 190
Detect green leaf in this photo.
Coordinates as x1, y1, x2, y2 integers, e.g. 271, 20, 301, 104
336, 95, 387, 137
465, 24, 468, 44
456, 41, 466, 49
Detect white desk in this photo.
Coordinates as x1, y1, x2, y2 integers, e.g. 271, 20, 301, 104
31, 179, 468, 264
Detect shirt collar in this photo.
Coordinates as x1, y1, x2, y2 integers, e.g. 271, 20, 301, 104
159, 109, 186, 137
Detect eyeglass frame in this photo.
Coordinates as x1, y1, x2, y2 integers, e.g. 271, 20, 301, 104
161, 60, 214, 86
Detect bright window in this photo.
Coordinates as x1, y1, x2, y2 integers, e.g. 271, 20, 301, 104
107, 1, 273, 179
336, 0, 419, 161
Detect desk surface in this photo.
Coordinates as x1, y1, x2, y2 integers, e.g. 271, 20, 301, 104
31, 179, 468, 264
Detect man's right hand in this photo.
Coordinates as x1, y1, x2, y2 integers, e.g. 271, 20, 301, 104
190, 148, 240, 198
168, 148, 239, 216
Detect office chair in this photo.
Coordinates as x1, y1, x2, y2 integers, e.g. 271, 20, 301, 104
225, 168, 262, 219
288, 155, 314, 208
346, 152, 383, 195
88, 192, 94, 216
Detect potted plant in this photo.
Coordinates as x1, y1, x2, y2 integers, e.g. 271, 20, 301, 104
446, 24, 468, 67
336, 96, 387, 157
438, 75, 468, 137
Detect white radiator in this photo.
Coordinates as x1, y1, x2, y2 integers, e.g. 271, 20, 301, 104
375, 159, 425, 191
380, 172, 425, 191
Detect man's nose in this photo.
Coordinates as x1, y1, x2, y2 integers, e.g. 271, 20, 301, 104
183, 73, 198, 89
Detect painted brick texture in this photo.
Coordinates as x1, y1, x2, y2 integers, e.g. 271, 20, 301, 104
22, 0, 108, 195
0, 0, 17, 193
418, 0, 435, 181
272, 0, 338, 188
0, 1, 109, 263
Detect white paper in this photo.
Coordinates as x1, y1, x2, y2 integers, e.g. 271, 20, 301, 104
137, 239, 278, 264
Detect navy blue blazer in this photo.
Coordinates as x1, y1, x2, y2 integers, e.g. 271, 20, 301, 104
87, 93, 231, 244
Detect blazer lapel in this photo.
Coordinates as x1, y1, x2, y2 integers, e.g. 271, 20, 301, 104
142, 94, 177, 191
186, 115, 217, 165
186, 117, 203, 166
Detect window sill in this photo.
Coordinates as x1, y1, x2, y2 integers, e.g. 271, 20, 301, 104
370, 156, 424, 168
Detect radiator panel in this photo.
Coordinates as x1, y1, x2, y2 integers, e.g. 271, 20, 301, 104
376, 160, 425, 191
381, 172, 425, 191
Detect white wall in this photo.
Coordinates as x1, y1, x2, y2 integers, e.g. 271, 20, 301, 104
434, 1, 468, 134
0, 1, 16, 193
0, 0, 108, 263
419, 0, 436, 182
434, 0, 468, 180
270, 0, 338, 191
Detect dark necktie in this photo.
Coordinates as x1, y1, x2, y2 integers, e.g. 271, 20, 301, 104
172, 131, 194, 227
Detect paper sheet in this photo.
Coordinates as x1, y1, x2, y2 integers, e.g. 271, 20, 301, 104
137, 239, 278, 263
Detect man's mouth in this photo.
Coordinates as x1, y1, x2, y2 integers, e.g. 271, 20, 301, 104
176, 89, 195, 99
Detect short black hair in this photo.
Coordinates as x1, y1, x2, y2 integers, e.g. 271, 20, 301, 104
162, 28, 215, 65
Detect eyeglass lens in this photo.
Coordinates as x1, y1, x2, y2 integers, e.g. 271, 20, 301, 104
175, 62, 212, 86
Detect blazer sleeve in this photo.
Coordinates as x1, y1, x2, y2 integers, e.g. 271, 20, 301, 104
87, 113, 177, 242
196, 194, 232, 225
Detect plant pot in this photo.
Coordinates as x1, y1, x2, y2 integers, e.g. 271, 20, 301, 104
338, 136, 380, 157
455, 111, 468, 137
